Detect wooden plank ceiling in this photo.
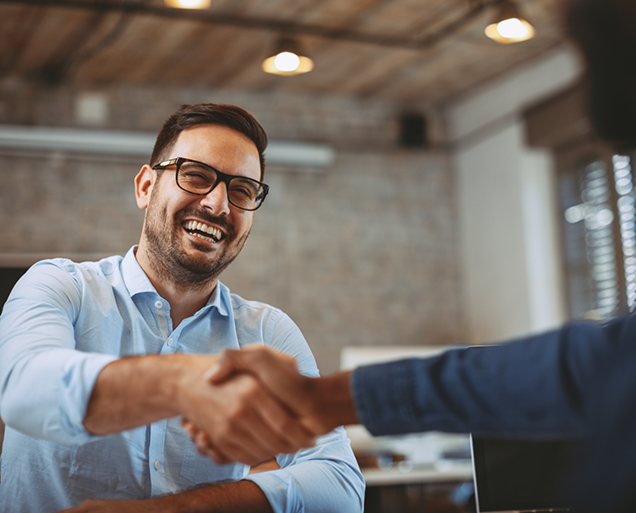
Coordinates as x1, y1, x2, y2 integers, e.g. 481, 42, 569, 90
0, 0, 566, 103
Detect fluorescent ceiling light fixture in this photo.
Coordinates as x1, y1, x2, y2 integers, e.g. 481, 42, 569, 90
485, 0, 535, 44
264, 140, 334, 167
263, 38, 314, 76
164, 0, 210, 9
0, 125, 334, 167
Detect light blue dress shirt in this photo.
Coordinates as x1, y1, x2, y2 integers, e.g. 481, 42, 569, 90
0, 247, 364, 513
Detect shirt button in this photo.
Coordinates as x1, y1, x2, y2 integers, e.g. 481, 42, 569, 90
167, 338, 173, 347
154, 460, 160, 470
155, 301, 163, 309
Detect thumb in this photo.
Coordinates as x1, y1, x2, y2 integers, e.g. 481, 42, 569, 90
204, 351, 236, 383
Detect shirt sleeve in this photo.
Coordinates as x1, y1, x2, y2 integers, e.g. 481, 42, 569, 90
0, 261, 117, 444
352, 318, 629, 439
243, 309, 365, 513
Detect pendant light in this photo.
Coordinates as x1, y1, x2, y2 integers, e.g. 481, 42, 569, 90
263, 38, 314, 76
485, 0, 535, 44
164, 0, 210, 9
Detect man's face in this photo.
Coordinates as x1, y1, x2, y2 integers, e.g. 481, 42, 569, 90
136, 124, 261, 288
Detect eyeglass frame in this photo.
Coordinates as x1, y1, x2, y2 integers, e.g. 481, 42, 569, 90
152, 157, 270, 211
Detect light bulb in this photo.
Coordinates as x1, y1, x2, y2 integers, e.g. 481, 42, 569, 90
274, 52, 300, 72
165, 0, 210, 9
496, 18, 529, 39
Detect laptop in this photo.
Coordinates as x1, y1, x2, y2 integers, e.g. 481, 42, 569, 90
470, 435, 575, 513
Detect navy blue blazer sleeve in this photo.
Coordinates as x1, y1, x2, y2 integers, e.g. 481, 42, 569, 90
351, 316, 635, 438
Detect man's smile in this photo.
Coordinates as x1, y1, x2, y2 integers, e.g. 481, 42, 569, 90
183, 220, 224, 243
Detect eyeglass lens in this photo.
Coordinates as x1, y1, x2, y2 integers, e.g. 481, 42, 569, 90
178, 161, 264, 210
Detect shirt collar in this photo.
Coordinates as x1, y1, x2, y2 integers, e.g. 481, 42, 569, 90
205, 282, 230, 317
122, 246, 156, 297
121, 246, 230, 317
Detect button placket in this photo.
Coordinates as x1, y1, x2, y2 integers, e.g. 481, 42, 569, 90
164, 324, 180, 352
154, 298, 171, 341
148, 420, 169, 495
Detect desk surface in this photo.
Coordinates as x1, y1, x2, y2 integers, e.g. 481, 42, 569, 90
362, 460, 473, 486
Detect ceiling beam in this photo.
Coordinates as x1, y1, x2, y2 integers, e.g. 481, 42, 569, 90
0, 0, 503, 51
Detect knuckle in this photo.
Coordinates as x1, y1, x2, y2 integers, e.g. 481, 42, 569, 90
246, 380, 261, 396
236, 379, 261, 402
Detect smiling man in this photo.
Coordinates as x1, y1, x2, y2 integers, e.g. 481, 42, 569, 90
0, 104, 364, 513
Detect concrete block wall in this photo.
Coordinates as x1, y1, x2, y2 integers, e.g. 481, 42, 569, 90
0, 82, 461, 375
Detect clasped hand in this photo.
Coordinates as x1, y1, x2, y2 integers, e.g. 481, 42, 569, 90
181, 346, 337, 466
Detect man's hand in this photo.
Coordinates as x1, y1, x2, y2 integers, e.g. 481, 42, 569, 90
182, 346, 359, 463
210, 346, 359, 434
177, 358, 315, 466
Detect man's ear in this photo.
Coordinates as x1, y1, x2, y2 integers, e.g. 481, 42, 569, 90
135, 165, 156, 210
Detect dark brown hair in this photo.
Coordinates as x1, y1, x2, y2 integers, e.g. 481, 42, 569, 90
150, 103, 268, 178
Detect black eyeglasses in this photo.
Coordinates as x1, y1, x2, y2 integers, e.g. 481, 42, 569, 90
152, 157, 269, 211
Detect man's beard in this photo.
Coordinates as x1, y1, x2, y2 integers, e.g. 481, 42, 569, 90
142, 199, 250, 291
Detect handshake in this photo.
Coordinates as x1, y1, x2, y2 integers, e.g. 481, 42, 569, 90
179, 346, 359, 466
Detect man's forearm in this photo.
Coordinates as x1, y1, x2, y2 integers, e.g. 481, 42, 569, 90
150, 480, 273, 513
83, 354, 216, 435
59, 480, 273, 513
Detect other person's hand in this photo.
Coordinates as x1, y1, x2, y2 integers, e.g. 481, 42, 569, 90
182, 346, 358, 463
178, 355, 316, 466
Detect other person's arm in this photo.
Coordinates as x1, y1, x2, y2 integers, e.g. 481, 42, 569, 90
206, 317, 629, 441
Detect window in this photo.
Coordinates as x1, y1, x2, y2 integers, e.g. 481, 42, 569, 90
525, 81, 636, 321
557, 148, 636, 320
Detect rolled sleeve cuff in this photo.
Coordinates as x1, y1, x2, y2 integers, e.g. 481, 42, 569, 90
58, 352, 119, 442
2, 349, 118, 444
244, 471, 301, 513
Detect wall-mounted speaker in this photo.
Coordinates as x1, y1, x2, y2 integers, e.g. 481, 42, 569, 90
399, 113, 428, 148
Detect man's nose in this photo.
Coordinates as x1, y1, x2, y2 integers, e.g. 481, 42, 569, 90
199, 181, 231, 215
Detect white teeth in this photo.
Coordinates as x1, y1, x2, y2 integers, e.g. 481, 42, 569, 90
193, 232, 214, 242
184, 221, 222, 241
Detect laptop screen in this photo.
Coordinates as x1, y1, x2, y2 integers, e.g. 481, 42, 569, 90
470, 436, 575, 512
